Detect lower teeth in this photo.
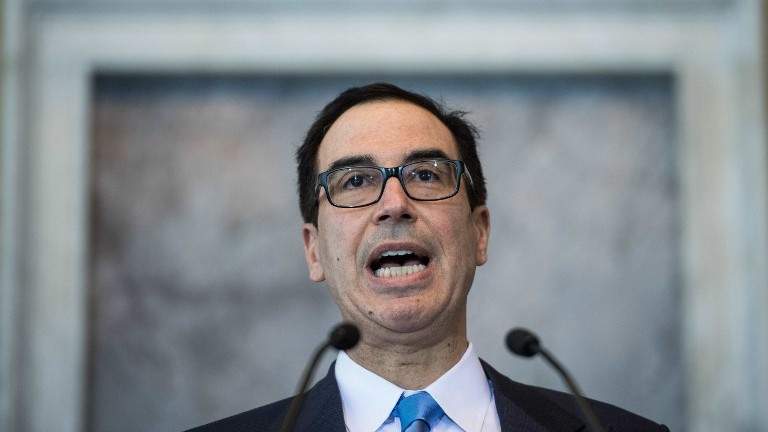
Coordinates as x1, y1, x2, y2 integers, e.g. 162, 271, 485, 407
374, 264, 426, 278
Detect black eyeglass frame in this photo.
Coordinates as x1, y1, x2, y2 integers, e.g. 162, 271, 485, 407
315, 159, 474, 209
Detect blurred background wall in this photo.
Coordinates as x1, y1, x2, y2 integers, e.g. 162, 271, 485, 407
89, 74, 680, 432
2, 1, 766, 432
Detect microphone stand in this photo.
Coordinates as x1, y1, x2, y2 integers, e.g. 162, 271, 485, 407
279, 323, 359, 432
279, 343, 329, 432
537, 346, 606, 432
506, 328, 606, 432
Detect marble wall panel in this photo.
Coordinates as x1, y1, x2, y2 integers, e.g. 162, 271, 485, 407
89, 75, 680, 432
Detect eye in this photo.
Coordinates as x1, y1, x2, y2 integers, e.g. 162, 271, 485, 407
345, 174, 366, 188
414, 168, 440, 182
339, 170, 376, 190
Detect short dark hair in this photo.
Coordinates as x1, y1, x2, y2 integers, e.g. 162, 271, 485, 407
296, 82, 487, 225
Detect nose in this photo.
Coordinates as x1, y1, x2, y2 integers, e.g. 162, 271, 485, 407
371, 177, 414, 224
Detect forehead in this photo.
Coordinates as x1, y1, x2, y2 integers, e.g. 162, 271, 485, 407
316, 100, 459, 170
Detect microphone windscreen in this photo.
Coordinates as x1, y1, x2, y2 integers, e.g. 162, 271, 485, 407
506, 328, 541, 357
328, 322, 360, 350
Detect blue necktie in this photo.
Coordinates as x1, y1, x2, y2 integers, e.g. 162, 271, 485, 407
394, 391, 445, 432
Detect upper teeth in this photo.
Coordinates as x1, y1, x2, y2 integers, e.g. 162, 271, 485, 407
380, 250, 414, 257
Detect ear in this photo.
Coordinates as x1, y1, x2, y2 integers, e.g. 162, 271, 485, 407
302, 223, 326, 282
471, 206, 490, 266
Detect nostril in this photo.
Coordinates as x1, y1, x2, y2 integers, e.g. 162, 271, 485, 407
375, 211, 412, 223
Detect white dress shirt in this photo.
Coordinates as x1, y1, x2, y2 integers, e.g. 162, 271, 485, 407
335, 343, 501, 432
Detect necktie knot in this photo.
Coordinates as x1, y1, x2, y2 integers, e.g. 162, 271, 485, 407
394, 391, 445, 432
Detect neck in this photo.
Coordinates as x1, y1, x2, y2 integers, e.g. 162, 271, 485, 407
345, 328, 469, 390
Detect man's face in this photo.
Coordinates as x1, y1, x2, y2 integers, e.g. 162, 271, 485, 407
302, 100, 490, 342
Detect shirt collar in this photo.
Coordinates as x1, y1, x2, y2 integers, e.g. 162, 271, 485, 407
335, 343, 491, 432
335, 350, 404, 432
424, 343, 491, 432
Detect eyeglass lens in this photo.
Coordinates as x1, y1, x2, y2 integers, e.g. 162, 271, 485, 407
326, 160, 460, 207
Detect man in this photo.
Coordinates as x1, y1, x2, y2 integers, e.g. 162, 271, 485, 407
189, 83, 668, 431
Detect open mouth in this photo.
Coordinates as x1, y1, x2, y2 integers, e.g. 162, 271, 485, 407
369, 249, 431, 278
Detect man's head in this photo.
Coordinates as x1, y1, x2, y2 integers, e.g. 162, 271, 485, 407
297, 83, 487, 226
297, 83, 490, 345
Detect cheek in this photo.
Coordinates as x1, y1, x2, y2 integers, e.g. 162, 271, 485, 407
439, 207, 476, 242
436, 213, 478, 269
317, 214, 363, 276
318, 230, 343, 274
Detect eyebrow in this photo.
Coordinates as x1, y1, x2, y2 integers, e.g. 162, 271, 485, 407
325, 155, 377, 172
403, 149, 451, 163
324, 148, 452, 172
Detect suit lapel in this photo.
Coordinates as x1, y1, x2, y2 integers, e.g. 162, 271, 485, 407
481, 360, 585, 432
292, 363, 347, 432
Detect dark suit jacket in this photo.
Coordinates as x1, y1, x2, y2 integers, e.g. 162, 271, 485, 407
187, 360, 669, 431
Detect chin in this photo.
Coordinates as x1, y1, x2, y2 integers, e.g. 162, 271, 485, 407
376, 303, 438, 334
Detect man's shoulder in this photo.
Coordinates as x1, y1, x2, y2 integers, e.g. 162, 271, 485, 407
481, 359, 670, 431
519, 381, 670, 431
184, 396, 291, 432
184, 363, 344, 432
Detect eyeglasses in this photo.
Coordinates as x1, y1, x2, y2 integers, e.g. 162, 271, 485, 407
316, 159, 473, 208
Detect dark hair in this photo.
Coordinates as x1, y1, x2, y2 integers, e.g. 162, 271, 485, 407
296, 82, 487, 225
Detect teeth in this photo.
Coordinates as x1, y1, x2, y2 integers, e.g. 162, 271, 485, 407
374, 263, 426, 278
380, 250, 414, 258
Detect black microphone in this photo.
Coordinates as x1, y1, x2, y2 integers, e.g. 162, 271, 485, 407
328, 323, 360, 350
280, 322, 360, 432
505, 328, 606, 432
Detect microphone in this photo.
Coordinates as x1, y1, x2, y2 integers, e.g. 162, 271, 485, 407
505, 328, 606, 432
328, 322, 360, 350
280, 322, 360, 432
